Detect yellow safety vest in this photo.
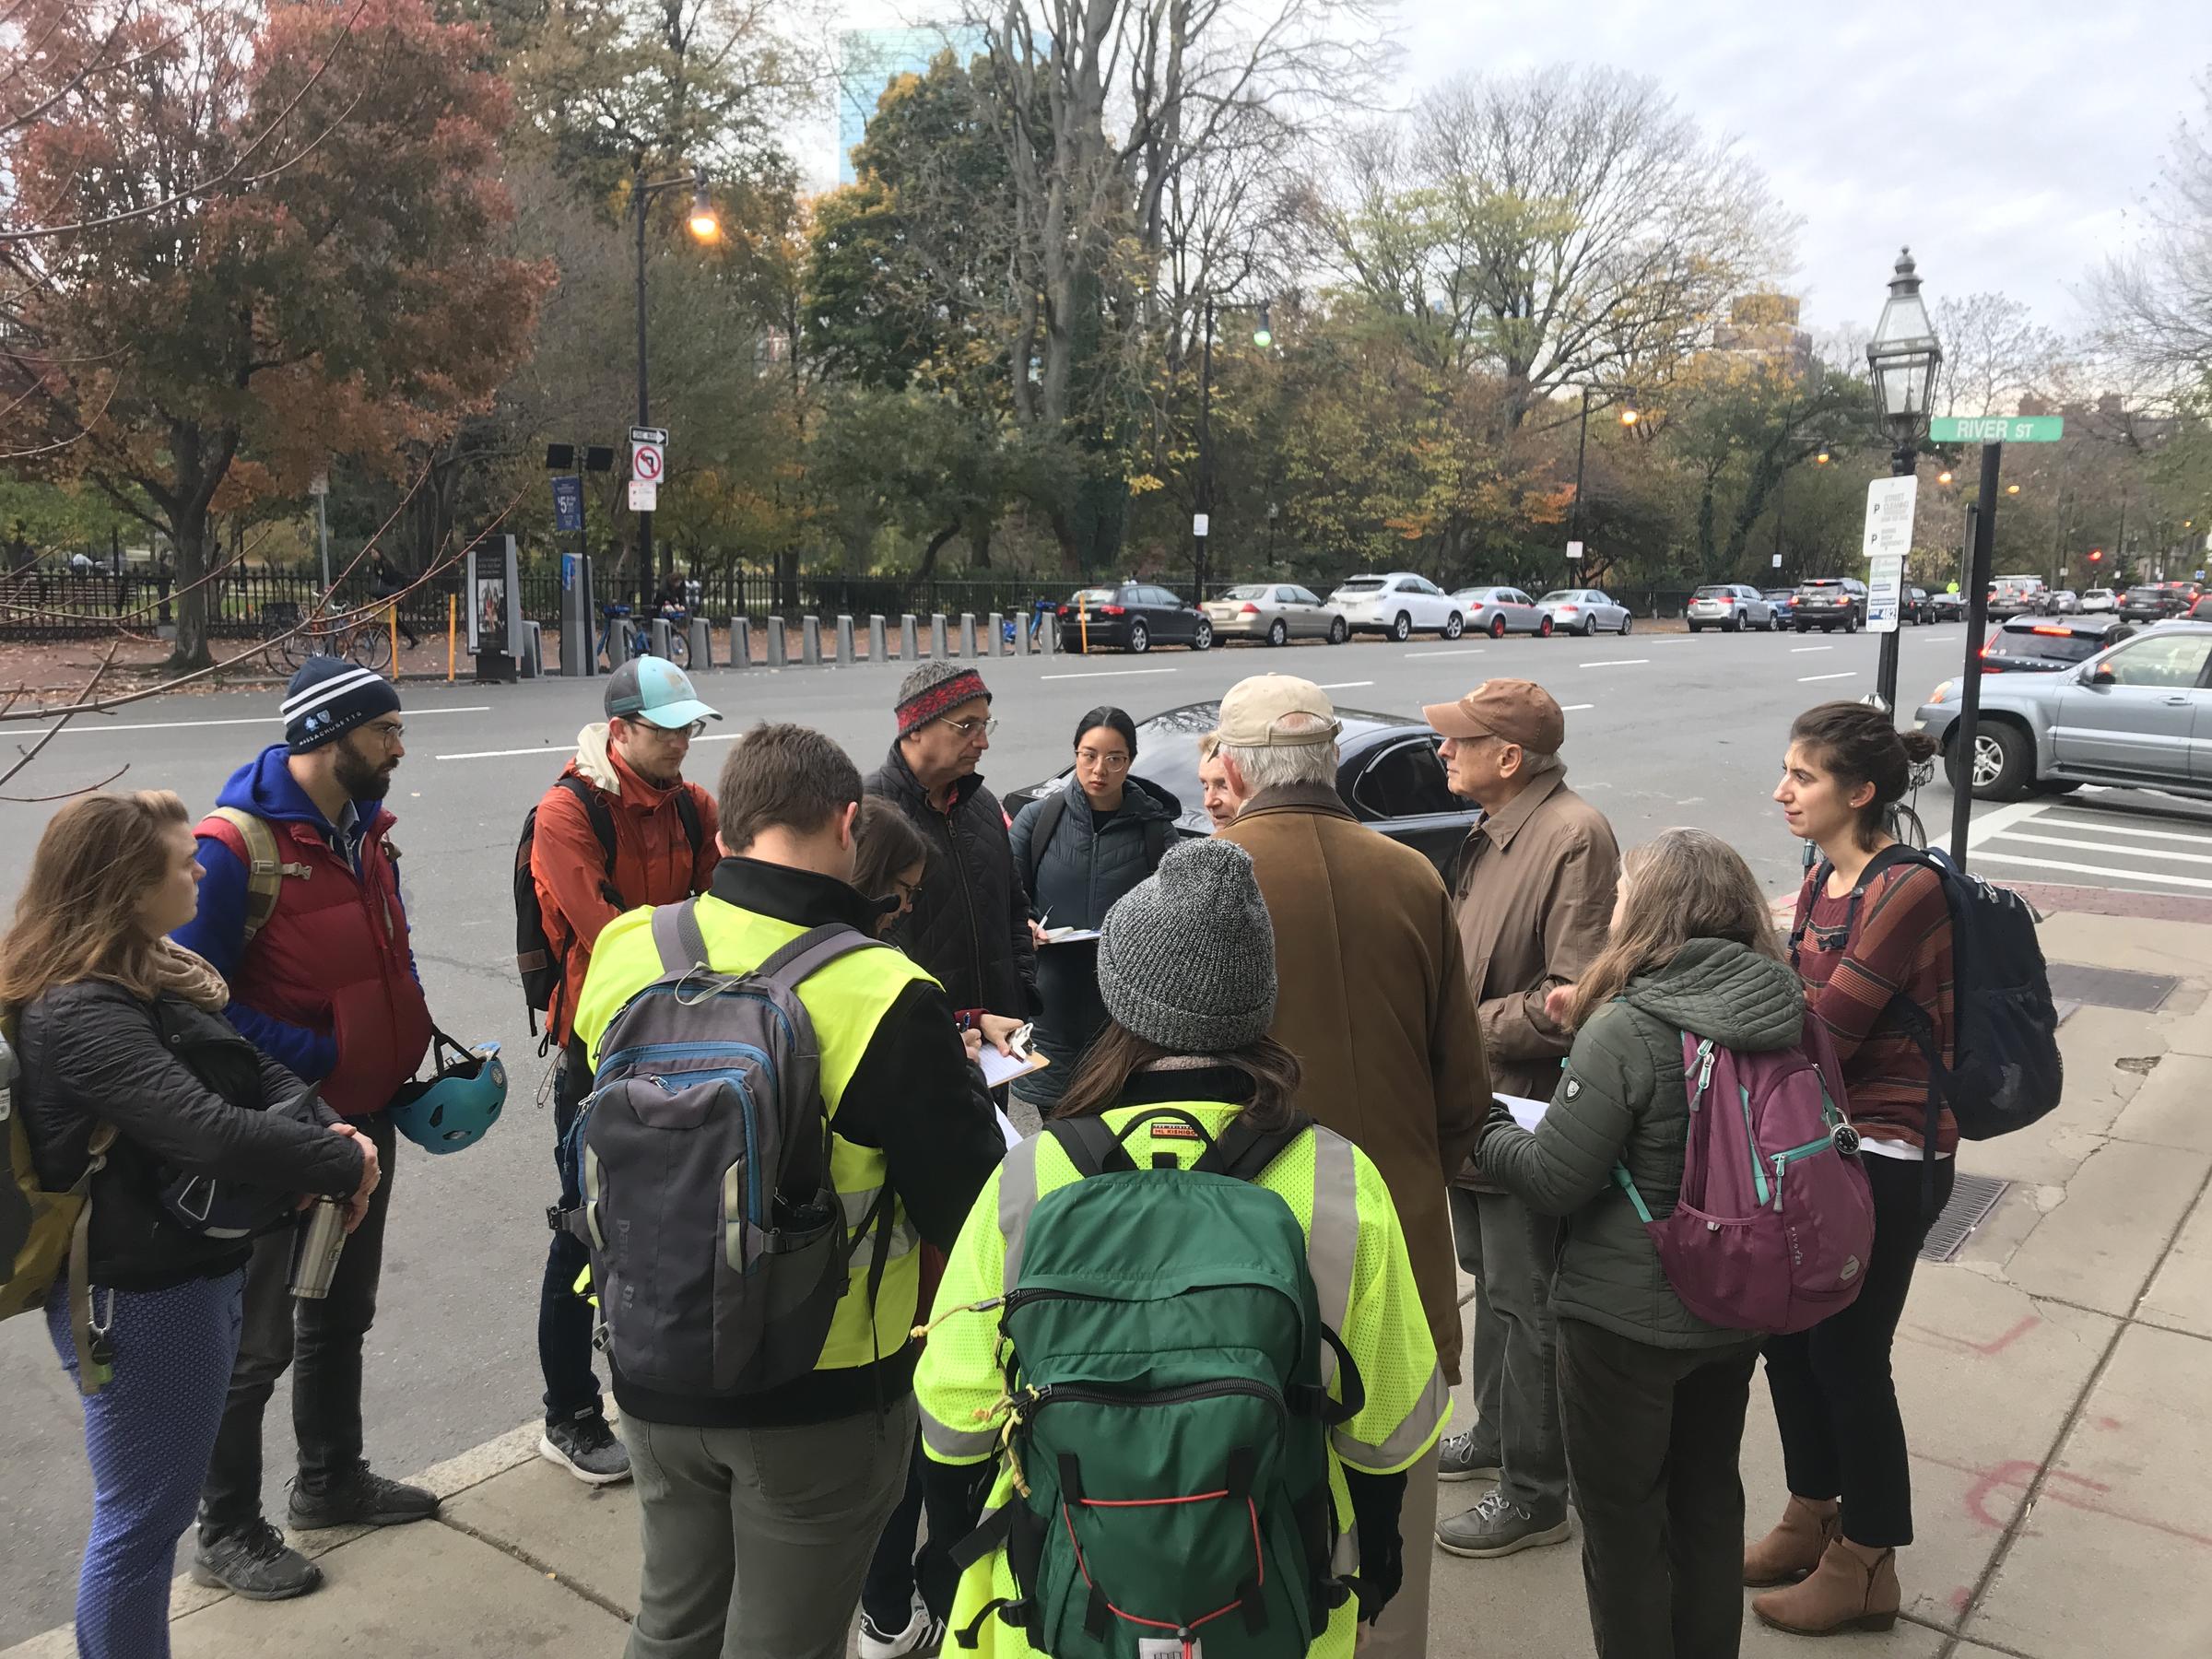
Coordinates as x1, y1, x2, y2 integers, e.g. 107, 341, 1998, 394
574, 894, 937, 1374
915, 1102, 1450, 1659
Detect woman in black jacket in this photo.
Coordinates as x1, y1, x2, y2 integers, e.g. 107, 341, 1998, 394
2, 790, 377, 1657
1006, 707, 1178, 1111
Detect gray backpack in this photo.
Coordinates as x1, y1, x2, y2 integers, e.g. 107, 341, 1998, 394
567, 901, 889, 1397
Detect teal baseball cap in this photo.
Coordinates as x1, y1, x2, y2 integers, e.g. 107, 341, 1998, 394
605, 657, 721, 729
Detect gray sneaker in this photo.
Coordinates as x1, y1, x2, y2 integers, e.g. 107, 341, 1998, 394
1437, 1430, 1500, 1483
539, 1411, 632, 1486
192, 1518, 323, 1601
1436, 1488, 1572, 1559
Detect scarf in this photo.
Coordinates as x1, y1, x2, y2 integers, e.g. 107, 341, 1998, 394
143, 941, 230, 1012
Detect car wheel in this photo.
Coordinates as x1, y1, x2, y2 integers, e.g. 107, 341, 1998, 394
1488, 614, 1507, 639
1688, 622, 1702, 634
1537, 616, 1554, 638
1392, 611, 1412, 642
1193, 619, 1212, 652
1267, 618, 1288, 647
1580, 617, 1597, 636
1442, 612, 1465, 641
1619, 615, 1632, 635
1953, 722, 2032, 801
1328, 618, 1347, 643
1723, 615, 1739, 633
1128, 620, 1149, 654
1846, 613, 1859, 634
1795, 623, 1810, 634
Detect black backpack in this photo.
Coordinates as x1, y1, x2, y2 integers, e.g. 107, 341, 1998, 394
1792, 845, 2062, 1191
515, 775, 704, 1035
1024, 791, 1171, 900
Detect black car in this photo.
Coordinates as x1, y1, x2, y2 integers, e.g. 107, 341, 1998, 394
1978, 613, 2136, 674
1928, 590, 1967, 621
1793, 577, 1867, 633
2118, 582, 2201, 623
1903, 587, 1936, 625
1005, 701, 1476, 880
1057, 582, 1213, 654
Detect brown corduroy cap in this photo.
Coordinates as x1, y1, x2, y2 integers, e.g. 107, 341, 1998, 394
1421, 678, 1567, 753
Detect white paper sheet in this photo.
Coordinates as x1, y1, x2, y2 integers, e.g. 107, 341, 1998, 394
979, 1047, 1050, 1090
1498, 1093, 1549, 1133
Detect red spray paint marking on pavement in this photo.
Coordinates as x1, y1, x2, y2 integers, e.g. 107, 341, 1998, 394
1901, 1313, 2041, 1357
1918, 1452, 2212, 1549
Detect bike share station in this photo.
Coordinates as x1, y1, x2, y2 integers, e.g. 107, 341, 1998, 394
468, 533, 537, 682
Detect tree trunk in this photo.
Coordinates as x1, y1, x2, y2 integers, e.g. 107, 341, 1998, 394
166, 501, 215, 672
917, 520, 961, 574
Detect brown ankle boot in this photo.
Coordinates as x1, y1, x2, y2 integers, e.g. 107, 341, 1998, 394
1743, 1496, 1841, 1587
1752, 1538, 1900, 1635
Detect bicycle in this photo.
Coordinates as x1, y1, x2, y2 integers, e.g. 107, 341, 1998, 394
597, 602, 690, 670
262, 601, 394, 676
1884, 756, 1935, 851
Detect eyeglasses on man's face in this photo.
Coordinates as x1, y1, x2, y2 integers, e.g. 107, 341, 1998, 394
936, 715, 998, 739
631, 718, 707, 740
362, 719, 405, 747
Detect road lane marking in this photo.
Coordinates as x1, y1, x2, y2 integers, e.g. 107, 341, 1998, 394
1578, 658, 1648, 667
1798, 671, 1857, 682
1966, 800, 2050, 848
1401, 646, 1488, 657
1973, 851, 2212, 890
1791, 646, 1833, 653
1992, 831, 2212, 865
1040, 667, 1181, 681
1314, 681, 1374, 690
438, 731, 745, 762
36, 705, 492, 736
1559, 703, 1595, 712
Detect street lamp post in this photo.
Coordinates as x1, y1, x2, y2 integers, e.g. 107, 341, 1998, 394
1193, 294, 1275, 597
1865, 248, 1943, 715
1570, 387, 1640, 579
630, 162, 718, 604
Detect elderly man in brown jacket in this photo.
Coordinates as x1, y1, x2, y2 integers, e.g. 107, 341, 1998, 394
1216, 673, 1488, 1659
1420, 677, 1620, 1567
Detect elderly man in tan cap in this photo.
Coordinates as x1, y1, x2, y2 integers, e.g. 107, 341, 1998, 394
1215, 673, 1488, 1659
1421, 677, 1621, 1565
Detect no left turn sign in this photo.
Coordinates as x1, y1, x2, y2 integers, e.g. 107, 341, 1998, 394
631, 440, 664, 484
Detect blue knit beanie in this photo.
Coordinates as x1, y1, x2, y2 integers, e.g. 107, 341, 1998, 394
283, 657, 401, 753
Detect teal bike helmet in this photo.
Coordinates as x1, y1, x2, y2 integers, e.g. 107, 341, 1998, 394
390, 1031, 507, 1155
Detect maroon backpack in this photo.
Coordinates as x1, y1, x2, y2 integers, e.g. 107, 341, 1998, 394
1612, 1026, 1876, 1335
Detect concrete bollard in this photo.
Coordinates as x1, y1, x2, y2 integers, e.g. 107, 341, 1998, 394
870, 615, 888, 662
930, 614, 947, 658
1015, 611, 1031, 655
650, 618, 676, 660
802, 616, 822, 665
959, 613, 977, 657
904, 614, 924, 658
731, 617, 751, 669
767, 617, 787, 668
1039, 614, 1056, 655
837, 616, 855, 665
606, 615, 633, 668
517, 620, 543, 679
987, 611, 1004, 656
688, 617, 712, 668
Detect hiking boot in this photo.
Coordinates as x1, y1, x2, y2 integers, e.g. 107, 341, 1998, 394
1753, 1538, 1900, 1635
191, 1518, 323, 1601
287, 1463, 441, 1531
539, 1411, 632, 1487
1744, 1494, 1841, 1586
1437, 1430, 1501, 1484
1434, 1488, 1571, 1559
858, 1594, 946, 1659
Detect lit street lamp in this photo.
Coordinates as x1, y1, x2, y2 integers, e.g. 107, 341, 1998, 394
1865, 247, 1943, 714
632, 163, 718, 602
1570, 388, 1641, 575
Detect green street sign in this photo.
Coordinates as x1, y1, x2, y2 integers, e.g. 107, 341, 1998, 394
1928, 415, 2065, 443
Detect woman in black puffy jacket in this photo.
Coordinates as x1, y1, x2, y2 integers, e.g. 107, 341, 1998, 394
2, 790, 376, 1659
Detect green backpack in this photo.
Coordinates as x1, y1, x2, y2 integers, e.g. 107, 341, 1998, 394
955, 1108, 1364, 1659
0, 1011, 116, 1393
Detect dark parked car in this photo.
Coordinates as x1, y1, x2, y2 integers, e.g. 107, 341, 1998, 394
1793, 577, 1868, 633
1005, 701, 1477, 881
1762, 587, 1801, 625
1928, 590, 1967, 621
1057, 582, 1214, 654
2119, 582, 2201, 623
1978, 613, 2136, 674
1903, 587, 1937, 625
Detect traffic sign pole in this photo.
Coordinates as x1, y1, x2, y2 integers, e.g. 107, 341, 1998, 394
1948, 443, 2006, 868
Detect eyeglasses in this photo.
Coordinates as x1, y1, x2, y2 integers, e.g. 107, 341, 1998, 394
1075, 749, 1130, 771
629, 718, 707, 739
936, 715, 998, 738
362, 720, 405, 746
892, 877, 922, 906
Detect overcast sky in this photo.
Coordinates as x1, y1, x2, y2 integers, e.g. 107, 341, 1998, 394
824, 2, 2209, 343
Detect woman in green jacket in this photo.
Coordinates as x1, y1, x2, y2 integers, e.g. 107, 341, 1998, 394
1475, 827, 1802, 1659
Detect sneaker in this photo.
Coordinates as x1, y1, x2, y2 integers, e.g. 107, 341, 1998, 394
287, 1462, 441, 1531
1437, 1430, 1500, 1483
191, 1518, 323, 1601
1435, 1488, 1572, 1559
859, 1593, 946, 1659
539, 1412, 632, 1487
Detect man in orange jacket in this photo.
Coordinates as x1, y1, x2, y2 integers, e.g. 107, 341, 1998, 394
529, 656, 721, 1485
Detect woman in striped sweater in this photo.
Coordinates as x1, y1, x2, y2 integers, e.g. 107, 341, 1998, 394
1749, 702, 1955, 1638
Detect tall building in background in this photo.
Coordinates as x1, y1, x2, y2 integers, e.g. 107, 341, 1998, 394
836, 26, 982, 184
1711, 293, 1813, 371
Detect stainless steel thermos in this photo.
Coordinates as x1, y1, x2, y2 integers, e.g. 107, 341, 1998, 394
289, 1197, 347, 1300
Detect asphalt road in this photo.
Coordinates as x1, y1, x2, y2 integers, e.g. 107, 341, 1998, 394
0, 618, 2164, 1638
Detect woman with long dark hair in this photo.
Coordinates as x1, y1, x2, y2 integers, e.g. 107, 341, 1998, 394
1750, 703, 1953, 1635
2, 791, 376, 1657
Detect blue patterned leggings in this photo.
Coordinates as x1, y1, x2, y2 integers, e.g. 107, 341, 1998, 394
47, 1269, 246, 1659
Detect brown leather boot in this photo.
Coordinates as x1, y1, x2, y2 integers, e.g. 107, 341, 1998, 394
1753, 1538, 1900, 1635
1743, 1496, 1840, 1587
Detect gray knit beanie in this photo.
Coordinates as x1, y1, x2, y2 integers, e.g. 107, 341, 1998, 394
1096, 839, 1277, 1053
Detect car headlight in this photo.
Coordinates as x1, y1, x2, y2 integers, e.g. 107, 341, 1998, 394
1928, 679, 1955, 706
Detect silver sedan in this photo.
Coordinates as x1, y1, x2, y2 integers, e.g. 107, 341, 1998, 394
1451, 586, 1553, 638
1535, 588, 1633, 636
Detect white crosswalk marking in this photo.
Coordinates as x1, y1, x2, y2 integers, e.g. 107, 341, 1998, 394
1971, 798, 2212, 893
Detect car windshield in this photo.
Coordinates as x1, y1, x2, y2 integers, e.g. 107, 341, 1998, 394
1071, 588, 1116, 605
1987, 624, 2106, 665
1693, 586, 1736, 598
1798, 581, 1844, 592
1336, 577, 1386, 593
1535, 591, 1577, 605
1458, 588, 1500, 600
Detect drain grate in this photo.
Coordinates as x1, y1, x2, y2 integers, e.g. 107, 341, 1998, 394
1920, 1172, 2012, 1264
2045, 963, 2179, 1014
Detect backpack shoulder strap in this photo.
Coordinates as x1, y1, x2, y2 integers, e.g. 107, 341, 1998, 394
647, 899, 710, 978
754, 923, 883, 989
206, 807, 306, 946
551, 775, 619, 871
1194, 1112, 1313, 1182
1046, 1113, 1138, 1177
1026, 792, 1067, 894
673, 787, 704, 857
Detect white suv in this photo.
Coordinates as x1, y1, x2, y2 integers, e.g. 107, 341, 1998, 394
1327, 572, 1465, 641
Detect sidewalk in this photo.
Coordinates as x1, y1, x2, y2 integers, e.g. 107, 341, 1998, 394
8, 891, 2210, 1659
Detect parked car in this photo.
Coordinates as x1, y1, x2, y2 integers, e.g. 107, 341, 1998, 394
2045, 589, 2082, 615
1896, 587, 1937, 625
1327, 572, 1465, 641
1534, 588, 1633, 636
1057, 582, 1213, 654
1687, 583, 1777, 633
1450, 585, 1552, 638
2188, 593, 2212, 623
2120, 581, 2201, 623
1200, 582, 1347, 646
1977, 614, 2136, 675
1763, 587, 1802, 625
1916, 620, 2212, 801
1792, 577, 1867, 633
2079, 588, 2119, 613
1987, 574, 2050, 618
1004, 700, 1478, 880
1928, 590, 1967, 621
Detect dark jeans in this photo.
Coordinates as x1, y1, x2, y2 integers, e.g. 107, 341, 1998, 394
539, 1038, 605, 1424
859, 1437, 926, 1630
199, 1112, 396, 1539
1761, 1152, 1956, 1548
1449, 1184, 1569, 1516
1558, 1319, 1762, 1659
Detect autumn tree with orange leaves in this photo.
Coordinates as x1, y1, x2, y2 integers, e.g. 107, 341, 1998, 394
2, 0, 549, 667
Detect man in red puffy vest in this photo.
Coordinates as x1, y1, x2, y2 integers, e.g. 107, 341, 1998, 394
173, 657, 438, 1602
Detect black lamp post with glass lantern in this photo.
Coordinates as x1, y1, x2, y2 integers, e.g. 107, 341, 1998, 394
1865, 248, 1943, 715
